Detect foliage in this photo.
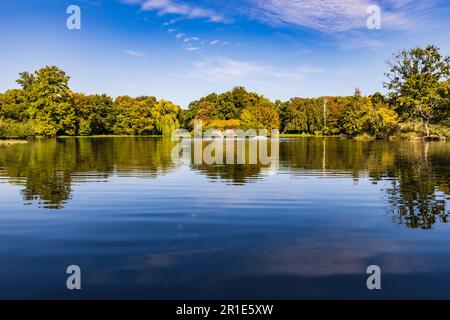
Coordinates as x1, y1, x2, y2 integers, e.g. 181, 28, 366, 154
0, 119, 35, 138
0, 66, 181, 137
152, 99, 180, 136
17, 66, 76, 136
111, 96, 156, 135
0, 89, 28, 121
72, 93, 114, 135
339, 90, 370, 136
186, 87, 274, 125
202, 119, 241, 130
364, 107, 399, 139
240, 103, 279, 132
384, 45, 450, 135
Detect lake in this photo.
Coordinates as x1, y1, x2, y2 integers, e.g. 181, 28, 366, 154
0, 137, 449, 299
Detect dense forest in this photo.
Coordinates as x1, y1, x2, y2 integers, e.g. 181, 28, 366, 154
0, 45, 449, 139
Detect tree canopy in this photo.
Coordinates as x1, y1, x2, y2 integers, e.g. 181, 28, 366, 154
384, 45, 450, 135
0, 66, 181, 137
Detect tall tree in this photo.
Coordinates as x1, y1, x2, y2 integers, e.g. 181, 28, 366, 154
384, 45, 450, 135
17, 66, 76, 136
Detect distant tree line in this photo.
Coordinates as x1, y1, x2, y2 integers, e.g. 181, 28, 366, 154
1, 45, 449, 139
0, 66, 180, 138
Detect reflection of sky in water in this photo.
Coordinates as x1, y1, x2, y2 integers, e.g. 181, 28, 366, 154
0, 138, 449, 298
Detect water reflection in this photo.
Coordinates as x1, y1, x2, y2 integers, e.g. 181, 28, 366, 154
0, 137, 448, 229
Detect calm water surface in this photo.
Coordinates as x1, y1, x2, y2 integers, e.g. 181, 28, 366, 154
0, 137, 449, 299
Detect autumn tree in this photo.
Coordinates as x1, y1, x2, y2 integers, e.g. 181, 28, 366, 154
240, 103, 279, 133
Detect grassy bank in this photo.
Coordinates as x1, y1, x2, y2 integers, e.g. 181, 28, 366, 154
279, 133, 341, 138
57, 135, 164, 138
0, 140, 28, 146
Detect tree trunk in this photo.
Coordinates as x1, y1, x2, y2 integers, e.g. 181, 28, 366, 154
425, 120, 430, 136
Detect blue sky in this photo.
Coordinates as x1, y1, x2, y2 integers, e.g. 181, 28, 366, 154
1, 0, 449, 107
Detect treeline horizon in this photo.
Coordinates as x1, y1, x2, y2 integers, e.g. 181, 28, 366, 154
0, 45, 449, 139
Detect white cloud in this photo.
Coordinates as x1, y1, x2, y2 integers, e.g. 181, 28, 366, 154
124, 49, 147, 57
246, 0, 442, 32
183, 46, 200, 52
184, 37, 200, 42
248, 0, 370, 32
209, 40, 228, 46
121, 0, 227, 23
162, 18, 182, 26
122, 0, 443, 33
184, 56, 324, 83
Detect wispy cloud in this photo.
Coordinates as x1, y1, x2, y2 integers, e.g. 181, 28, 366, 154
183, 56, 325, 83
121, 0, 227, 23
122, 0, 443, 33
124, 49, 147, 57
184, 37, 200, 42
245, 0, 443, 32
183, 45, 200, 52
209, 39, 228, 46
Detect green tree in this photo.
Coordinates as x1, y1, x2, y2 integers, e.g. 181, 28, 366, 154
72, 93, 114, 135
187, 87, 273, 123
152, 99, 180, 136
437, 80, 450, 126
194, 101, 217, 120
17, 66, 76, 136
111, 96, 156, 135
384, 45, 450, 136
281, 98, 307, 133
0, 89, 28, 121
240, 103, 279, 132
364, 107, 399, 139
340, 89, 371, 136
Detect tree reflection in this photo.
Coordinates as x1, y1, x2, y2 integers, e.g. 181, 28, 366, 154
0, 138, 448, 229
384, 142, 450, 229
0, 138, 177, 208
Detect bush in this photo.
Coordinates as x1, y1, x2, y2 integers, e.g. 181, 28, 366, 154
0, 119, 35, 138
364, 107, 399, 139
429, 124, 450, 138
203, 119, 241, 130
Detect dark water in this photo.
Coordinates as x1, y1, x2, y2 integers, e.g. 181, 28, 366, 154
0, 137, 449, 299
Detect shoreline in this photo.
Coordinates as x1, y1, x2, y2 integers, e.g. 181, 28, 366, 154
0, 140, 28, 146
1, 134, 447, 141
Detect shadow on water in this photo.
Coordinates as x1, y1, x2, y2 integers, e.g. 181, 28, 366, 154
0, 137, 449, 229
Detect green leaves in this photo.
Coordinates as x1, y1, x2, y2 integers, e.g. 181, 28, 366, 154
15, 66, 75, 136
384, 45, 450, 132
